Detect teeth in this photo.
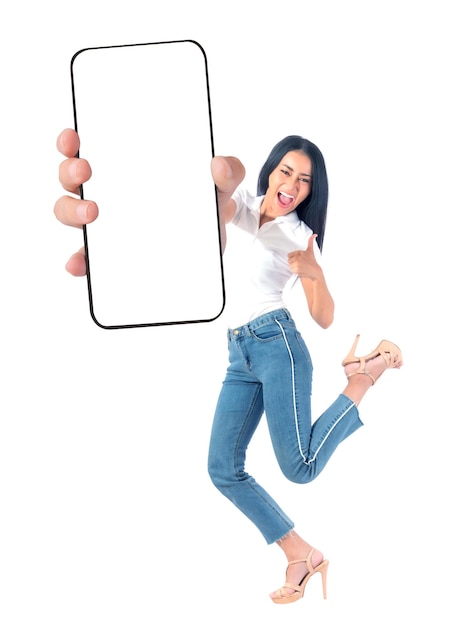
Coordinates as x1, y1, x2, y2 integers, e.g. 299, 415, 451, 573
280, 191, 294, 199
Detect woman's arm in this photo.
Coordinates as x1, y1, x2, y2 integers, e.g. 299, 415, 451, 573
288, 235, 335, 329
210, 156, 245, 253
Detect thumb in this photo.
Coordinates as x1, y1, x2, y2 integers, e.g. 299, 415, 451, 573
211, 156, 245, 194
307, 234, 317, 252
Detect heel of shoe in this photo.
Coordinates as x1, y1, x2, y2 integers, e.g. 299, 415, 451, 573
341, 334, 361, 367
317, 559, 329, 600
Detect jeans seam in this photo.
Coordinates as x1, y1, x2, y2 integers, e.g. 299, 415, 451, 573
306, 401, 356, 465
274, 319, 308, 465
233, 383, 262, 477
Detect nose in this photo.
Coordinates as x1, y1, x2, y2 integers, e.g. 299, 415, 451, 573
286, 179, 299, 195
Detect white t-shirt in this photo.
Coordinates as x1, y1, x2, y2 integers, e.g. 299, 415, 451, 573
223, 188, 319, 328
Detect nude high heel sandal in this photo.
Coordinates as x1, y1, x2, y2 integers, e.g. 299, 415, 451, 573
271, 548, 329, 604
342, 334, 403, 385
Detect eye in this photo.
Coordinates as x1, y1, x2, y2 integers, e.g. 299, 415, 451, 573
300, 177, 311, 184
280, 168, 290, 176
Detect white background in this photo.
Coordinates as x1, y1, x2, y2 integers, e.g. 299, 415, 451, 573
1, 1, 469, 624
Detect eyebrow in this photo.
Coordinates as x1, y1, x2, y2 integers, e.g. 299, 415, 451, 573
282, 163, 312, 178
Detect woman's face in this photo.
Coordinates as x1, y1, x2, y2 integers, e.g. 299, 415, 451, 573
262, 150, 312, 219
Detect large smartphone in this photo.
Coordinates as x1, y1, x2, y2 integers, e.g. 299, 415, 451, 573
70, 40, 224, 329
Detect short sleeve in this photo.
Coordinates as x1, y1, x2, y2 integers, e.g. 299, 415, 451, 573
230, 188, 262, 236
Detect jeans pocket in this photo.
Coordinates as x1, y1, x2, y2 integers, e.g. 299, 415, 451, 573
251, 318, 297, 341
250, 322, 283, 341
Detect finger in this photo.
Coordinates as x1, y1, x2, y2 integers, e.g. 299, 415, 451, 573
56, 128, 80, 158
65, 248, 87, 276
307, 233, 318, 251
211, 156, 245, 195
54, 195, 99, 228
288, 259, 301, 275
287, 250, 299, 260
59, 157, 93, 195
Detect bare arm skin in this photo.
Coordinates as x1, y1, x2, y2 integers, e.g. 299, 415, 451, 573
210, 156, 245, 252
287, 235, 335, 329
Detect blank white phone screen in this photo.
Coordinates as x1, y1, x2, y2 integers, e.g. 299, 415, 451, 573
71, 40, 224, 329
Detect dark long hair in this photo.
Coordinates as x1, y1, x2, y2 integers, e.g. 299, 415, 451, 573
257, 135, 329, 251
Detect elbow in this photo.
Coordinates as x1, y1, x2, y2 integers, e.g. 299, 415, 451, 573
318, 315, 334, 330
311, 306, 334, 329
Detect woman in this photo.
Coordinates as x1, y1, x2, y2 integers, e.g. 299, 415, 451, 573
55, 130, 402, 604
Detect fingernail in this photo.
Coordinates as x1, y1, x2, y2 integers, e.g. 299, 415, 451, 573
76, 201, 90, 221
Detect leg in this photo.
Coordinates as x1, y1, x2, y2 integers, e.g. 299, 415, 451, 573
208, 354, 295, 544
254, 320, 362, 483
257, 321, 402, 483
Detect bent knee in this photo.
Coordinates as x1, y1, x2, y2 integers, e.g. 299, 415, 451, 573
208, 456, 231, 489
208, 454, 246, 491
279, 462, 316, 485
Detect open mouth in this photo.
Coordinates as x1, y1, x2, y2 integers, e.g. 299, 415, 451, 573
278, 191, 295, 208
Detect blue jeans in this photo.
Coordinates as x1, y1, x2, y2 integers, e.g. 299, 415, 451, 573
208, 308, 362, 544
